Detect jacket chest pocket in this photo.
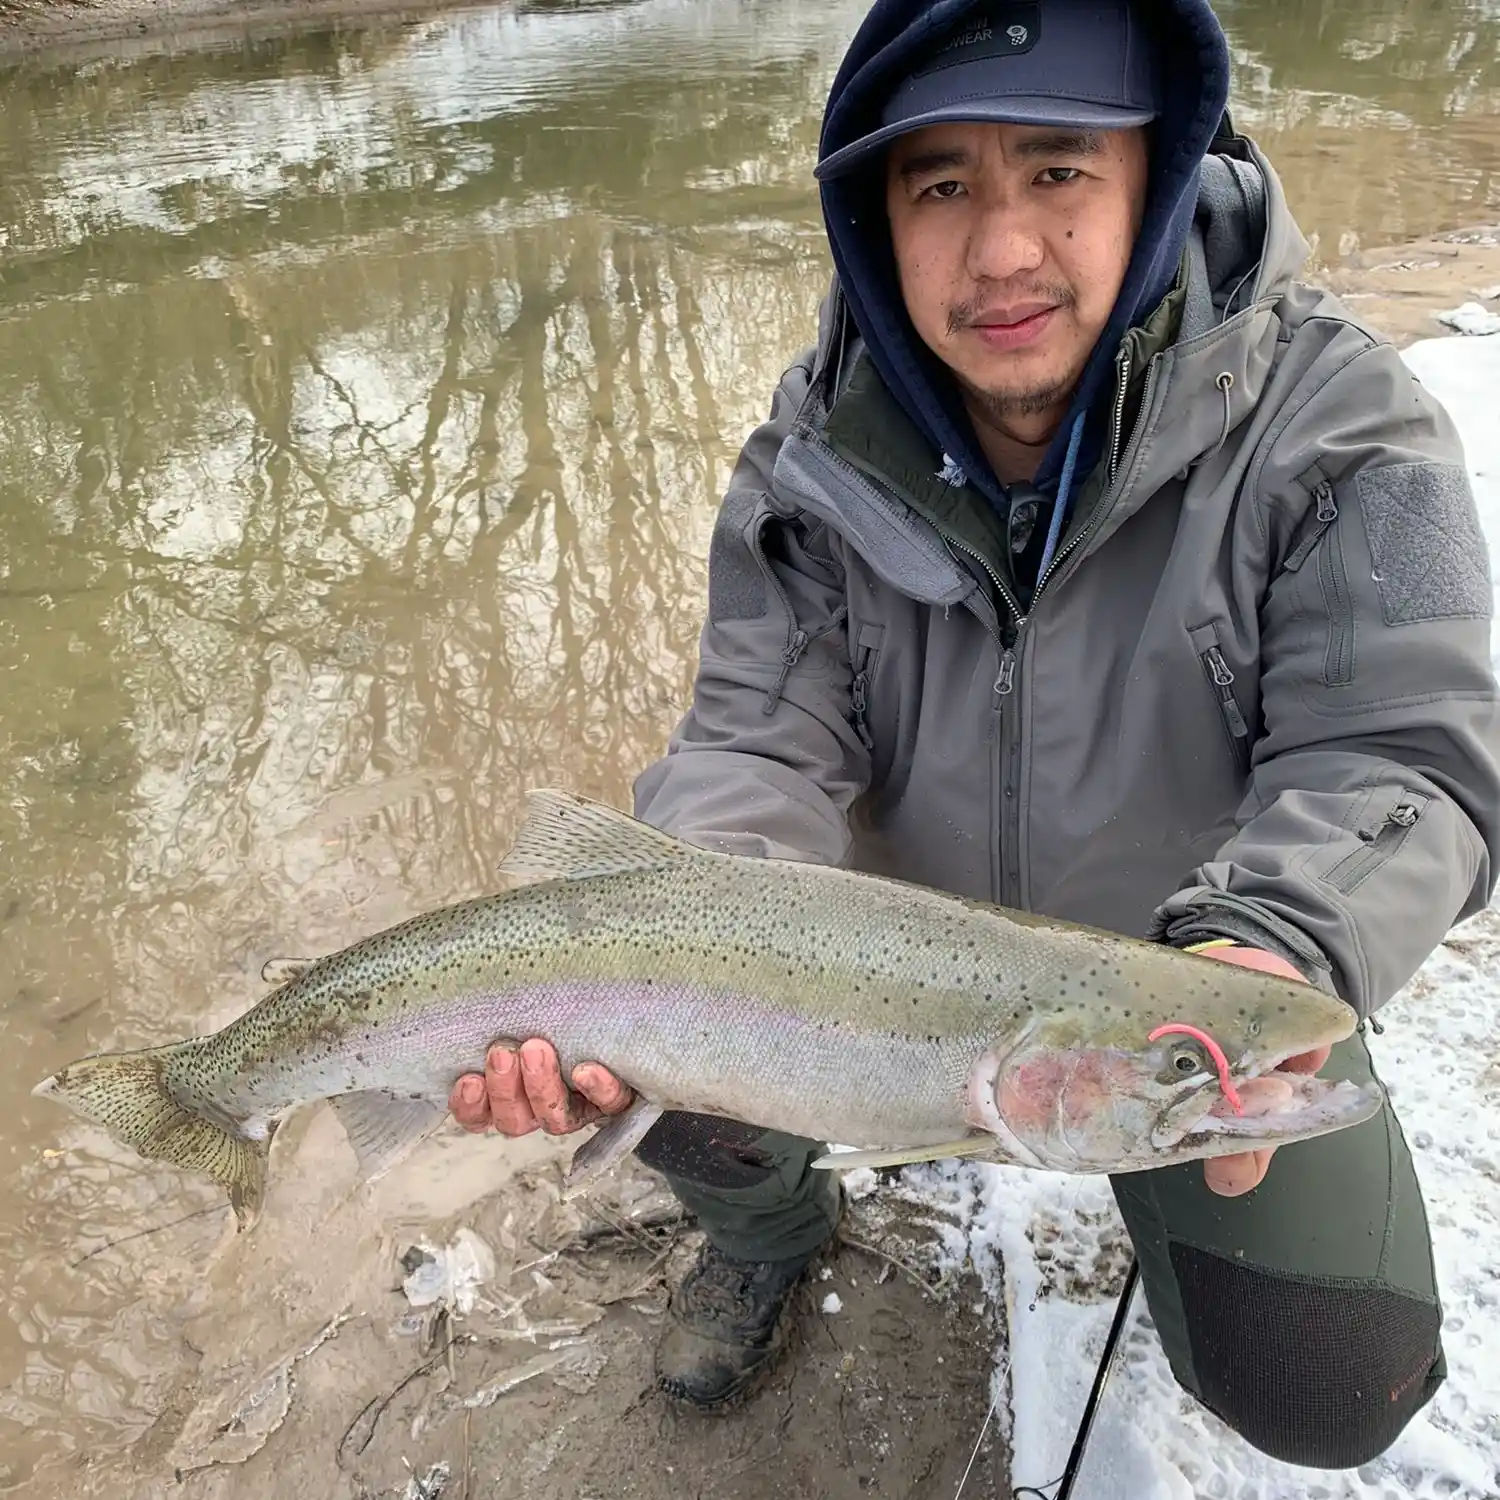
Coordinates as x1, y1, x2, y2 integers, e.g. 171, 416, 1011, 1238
850, 621, 885, 751
1187, 621, 1251, 771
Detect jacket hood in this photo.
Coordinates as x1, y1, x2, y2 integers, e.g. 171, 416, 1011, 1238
816, 0, 1232, 506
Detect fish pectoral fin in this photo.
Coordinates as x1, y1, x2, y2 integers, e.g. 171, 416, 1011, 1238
561, 1097, 665, 1200
809, 1137, 998, 1172
499, 789, 699, 883
328, 1092, 445, 1181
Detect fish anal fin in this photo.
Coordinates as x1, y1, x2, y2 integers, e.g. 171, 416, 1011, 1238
327, 1092, 445, 1181
810, 1137, 997, 1172
500, 790, 696, 883
561, 1097, 665, 1200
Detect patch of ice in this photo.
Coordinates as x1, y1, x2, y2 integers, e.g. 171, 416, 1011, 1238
1434, 302, 1500, 336
400, 1226, 496, 1315
821, 1292, 843, 1314
908, 332, 1500, 1500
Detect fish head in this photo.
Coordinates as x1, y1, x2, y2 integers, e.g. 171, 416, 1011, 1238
966, 941, 1385, 1171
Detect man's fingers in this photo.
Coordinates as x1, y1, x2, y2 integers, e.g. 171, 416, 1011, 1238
519, 1038, 599, 1134
1204, 1147, 1273, 1197
449, 1073, 492, 1133
486, 1043, 541, 1137
1277, 1044, 1333, 1076
571, 1062, 635, 1116
452, 1041, 630, 1137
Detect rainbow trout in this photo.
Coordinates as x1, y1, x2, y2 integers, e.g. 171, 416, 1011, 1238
35, 790, 1382, 1227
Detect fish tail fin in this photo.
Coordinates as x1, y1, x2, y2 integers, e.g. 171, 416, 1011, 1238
33, 1043, 266, 1230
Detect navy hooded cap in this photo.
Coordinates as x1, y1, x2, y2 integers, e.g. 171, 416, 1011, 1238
815, 0, 1232, 506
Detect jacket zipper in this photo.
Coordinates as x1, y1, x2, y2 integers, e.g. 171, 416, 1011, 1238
749, 519, 848, 715
1279, 479, 1352, 687
1032, 348, 1157, 606
1324, 793, 1427, 894
945, 347, 1156, 906
796, 345, 1154, 909
1317, 495, 1355, 687
850, 627, 883, 751
1281, 481, 1338, 573
936, 532, 1020, 709
1199, 643, 1251, 766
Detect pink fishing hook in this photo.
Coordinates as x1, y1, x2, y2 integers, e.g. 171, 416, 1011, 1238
1148, 1022, 1245, 1116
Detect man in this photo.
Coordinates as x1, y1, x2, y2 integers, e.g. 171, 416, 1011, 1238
451, 0, 1500, 1470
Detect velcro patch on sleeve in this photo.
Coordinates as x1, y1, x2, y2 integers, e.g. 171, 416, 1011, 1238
1356, 461, 1492, 626
707, 489, 768, 623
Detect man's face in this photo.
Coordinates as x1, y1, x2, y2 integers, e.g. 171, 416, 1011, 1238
885, 121, 1149, 429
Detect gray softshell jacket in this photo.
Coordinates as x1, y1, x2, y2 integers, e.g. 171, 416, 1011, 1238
633, 139, 1500, 1019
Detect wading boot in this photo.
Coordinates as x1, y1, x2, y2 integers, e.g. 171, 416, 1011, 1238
654, 1239, 820, 1410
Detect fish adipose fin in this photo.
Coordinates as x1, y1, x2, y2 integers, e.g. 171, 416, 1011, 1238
810, 1137, 998, 1172
32, 1043, 268, 1230
327, 1091, 446, 1180
500, 789, 698, 883
562, 1096, 665, 1199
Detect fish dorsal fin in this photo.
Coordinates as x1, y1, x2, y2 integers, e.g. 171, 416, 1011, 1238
499, 789, 696, 883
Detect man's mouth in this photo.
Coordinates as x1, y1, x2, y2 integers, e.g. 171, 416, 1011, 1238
962, 301, 1059, 350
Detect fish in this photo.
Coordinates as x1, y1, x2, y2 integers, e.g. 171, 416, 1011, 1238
33, 789, 1384, 1229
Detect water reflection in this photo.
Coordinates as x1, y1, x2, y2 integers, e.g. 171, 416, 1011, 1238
1222, 0, 1500, 255
0, 2, 858, 1483
0, 0, 1497, 1488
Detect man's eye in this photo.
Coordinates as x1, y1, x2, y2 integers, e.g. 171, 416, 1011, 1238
921, 179, 965, 200
1039, 167, 1082, 185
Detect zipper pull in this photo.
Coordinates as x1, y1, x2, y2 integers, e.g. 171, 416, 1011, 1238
1386, 801, 1420, 829
762, 630, 810, 716
1203, 645, 1250, 740
1283, 482, 1339, 574
851, 670, 874, 749
993, 649, 1016, 709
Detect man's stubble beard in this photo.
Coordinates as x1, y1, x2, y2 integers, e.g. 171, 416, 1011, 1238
962, 372, 1078, 422
947, 286, 1082, 425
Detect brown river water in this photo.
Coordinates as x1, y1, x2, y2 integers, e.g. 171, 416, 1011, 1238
0, 0, 1497, 1487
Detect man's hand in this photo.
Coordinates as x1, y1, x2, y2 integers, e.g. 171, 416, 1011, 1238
1196, 945, 1331, 1197
448, 1039, 634, 1136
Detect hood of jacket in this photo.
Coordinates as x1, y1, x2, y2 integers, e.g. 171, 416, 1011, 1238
816, 0, 1234, 508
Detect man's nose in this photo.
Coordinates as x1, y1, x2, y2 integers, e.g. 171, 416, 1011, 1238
965, 202, 1046, 282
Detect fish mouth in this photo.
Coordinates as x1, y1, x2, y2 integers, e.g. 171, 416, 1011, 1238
1152, 1046, 1385, 1157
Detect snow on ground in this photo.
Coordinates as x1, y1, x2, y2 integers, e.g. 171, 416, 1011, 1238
913, 331, 1500, 1500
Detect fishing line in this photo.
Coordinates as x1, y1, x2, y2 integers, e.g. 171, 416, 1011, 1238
954, 1389, 1000, 1498
1011, 1256, 1141, 1500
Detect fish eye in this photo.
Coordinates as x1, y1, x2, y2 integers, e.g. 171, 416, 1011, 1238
1170, 1046, 1206, 1077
